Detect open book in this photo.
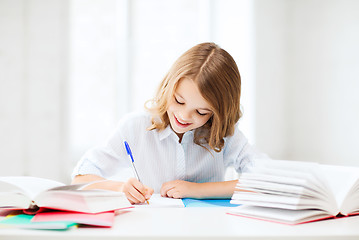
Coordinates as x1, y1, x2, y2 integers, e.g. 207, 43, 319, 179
229, 159, 359, 224
0, 176, 131, 214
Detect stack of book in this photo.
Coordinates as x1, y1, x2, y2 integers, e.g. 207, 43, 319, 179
229, 159, 359, 225
0, 176, 132, 230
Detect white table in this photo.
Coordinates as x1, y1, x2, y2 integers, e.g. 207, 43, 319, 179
1, 207, 359, 240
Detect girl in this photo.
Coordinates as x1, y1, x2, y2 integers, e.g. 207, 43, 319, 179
72, 42, 263, 204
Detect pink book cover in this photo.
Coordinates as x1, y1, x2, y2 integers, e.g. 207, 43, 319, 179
227, 212, 359, 225
32, 211, 116, 227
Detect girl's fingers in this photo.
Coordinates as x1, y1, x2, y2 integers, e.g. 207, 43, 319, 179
160, 182, 172, 197
166, 188, 181, 199
145, 187, 154, 199
127, 189, 146, 204
125, 192, 138, 204
129, 178, 147, 195
160, 181, 178, 197
125, 178, 151, 203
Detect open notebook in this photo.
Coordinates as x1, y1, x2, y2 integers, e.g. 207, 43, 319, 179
134, 194, 185, 208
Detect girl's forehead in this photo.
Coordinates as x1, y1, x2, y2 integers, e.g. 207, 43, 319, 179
175, 78, 212, 111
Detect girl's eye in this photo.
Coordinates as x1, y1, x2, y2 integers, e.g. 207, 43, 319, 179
197, 110, 208, 116
175, 97, 184, 105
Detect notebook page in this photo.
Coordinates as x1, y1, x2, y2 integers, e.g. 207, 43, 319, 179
134, 194, 184, 208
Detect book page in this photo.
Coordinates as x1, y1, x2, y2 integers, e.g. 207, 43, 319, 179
320, 164, 359, 211
236, 159, 339, 214
250, 159, 329, 194
0, 176, 64, 200
134, 194, 184, 208
47, 183, 88, 191
229, 205, 332, 225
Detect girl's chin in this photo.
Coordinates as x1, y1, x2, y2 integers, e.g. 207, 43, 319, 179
171, 125, 187, 134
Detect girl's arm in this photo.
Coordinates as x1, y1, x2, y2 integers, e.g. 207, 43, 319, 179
72, 174, 124, 192
160, 180, 238, 199
72, 174, 154, 203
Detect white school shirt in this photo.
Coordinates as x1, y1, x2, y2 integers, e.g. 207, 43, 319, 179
72, 111, 261, 193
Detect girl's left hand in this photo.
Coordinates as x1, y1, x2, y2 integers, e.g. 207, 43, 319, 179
160, 180, 199, 199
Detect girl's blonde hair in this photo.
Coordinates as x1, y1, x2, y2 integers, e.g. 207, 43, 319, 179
146, 42, 242, 152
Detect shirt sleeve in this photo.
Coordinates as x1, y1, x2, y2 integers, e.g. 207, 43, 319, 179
71, 113, 140, 179
223, 124, 270, 174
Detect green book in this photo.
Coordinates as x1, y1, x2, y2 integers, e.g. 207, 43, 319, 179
0, 214, 77, 230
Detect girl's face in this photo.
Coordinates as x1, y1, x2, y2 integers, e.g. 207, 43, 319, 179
167, 78, 213, 139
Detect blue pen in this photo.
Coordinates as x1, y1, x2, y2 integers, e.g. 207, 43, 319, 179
124, 141, 149, 204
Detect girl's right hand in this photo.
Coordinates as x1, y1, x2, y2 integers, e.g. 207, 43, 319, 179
122, 177, 153, 204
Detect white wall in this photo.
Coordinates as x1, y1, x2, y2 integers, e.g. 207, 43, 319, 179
289, 0, 359, 166
0, 0, 69, 181
254, 0, 290, 159
255, 0, 359, 166
0, 0, 26, 176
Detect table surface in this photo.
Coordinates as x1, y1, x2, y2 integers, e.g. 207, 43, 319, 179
1, 207, 359, 240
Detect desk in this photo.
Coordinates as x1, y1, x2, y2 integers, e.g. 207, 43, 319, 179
1, 207, 359, 240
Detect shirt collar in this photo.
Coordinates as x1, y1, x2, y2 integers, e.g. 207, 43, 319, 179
158, 125, 174, 141
158, 125, 194, 142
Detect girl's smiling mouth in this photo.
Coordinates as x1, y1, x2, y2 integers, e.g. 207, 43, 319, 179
174, 115, 192, 128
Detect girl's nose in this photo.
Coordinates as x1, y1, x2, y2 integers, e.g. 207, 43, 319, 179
179, 110, 192, 121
